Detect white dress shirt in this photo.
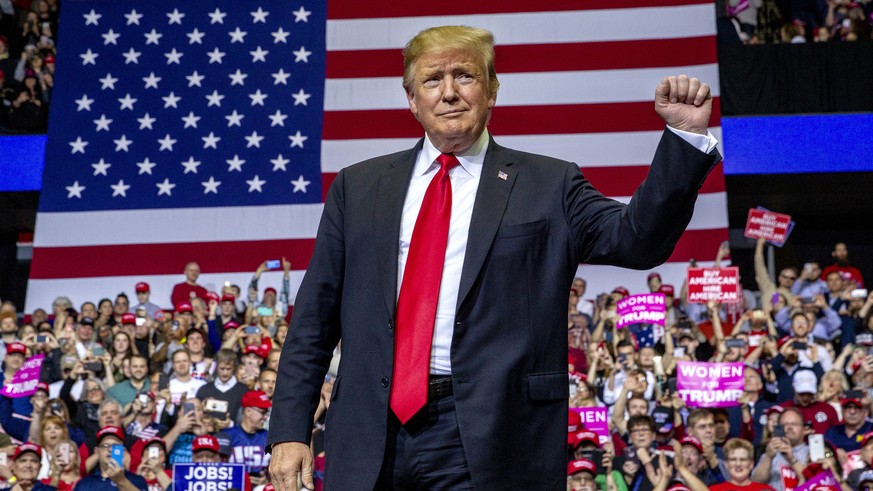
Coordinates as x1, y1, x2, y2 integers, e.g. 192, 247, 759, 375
398, 127, 717, 375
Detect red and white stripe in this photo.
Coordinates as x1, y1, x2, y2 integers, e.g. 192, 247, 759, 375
26, 0, 725, 311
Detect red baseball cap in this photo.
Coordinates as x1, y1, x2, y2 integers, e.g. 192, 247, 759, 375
568, 410, 582, 434
36, 382, 49, 394
121, 313, 136, 325
135, 282, 150, 293
176, 302, 193, 313
14, 442, 42, 460
142, 437, 166, 454
842, 395, 864, 407
680, 435, 703, 454
571, 430, 600, 449
44, 54, 55, 64
567, 459, 596, 476
647, 272, 662, 282
96, 426, 125, 445
192, 434, 220, 453
612, 286, 629, 297
659, 284, 675, 296
6, 342, 26, 356
205, 291, 220, 303
264, 287, 277, 296
242, 390, 272, 409
221, 293, 235, 303
244, 344, 267, 359
224, 320, 240, 330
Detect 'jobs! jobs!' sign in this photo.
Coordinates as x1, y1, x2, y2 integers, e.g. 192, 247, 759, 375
172, 463, 245, 491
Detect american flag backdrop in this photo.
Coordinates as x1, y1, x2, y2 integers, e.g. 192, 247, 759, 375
26, 0, 727, 312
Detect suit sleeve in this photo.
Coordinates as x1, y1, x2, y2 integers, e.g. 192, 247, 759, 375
565, 128, 721, 269
267, 170, 346, 449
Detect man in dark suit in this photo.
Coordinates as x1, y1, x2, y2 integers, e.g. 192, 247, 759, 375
269, 25, 721, 490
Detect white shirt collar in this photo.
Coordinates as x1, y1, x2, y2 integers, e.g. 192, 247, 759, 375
214, 375, 237, 392
417, 129, 489, 179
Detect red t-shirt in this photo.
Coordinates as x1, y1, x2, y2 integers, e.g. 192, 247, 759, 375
779, 400, 841, 434
171, 283, 208, 308
710, 481, 775, 491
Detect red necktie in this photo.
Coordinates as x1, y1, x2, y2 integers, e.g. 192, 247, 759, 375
389, 153, 459, 424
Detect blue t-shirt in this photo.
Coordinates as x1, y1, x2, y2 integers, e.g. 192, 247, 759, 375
73, 471, 148, 491
225, 424, 270, 473
824, 420, 873, 452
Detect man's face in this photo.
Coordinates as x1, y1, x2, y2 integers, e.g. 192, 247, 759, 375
136, 290, 150, 303
14, 453, 40, 480
193, 450, 220, 463
572, 278, 586, 297
682, 446, 704, 472
114, 297, 128, 315
185, 262, 200, 283
173, 352, 191, 377
259, 372, 276, 398
628, 398, 648, 417
689, 415, 715, 446
96, 436, 123, 468
0, 316, 16, 334
725, 447, 754, 483
628, 423, 654, 450
267, 351, 281, 371
779, 411, 805, 446
827, 273, 844, 293
713, 414, 730, 441
216, 362, 235, 383
99, 403, 121, 427
843, 404, 867, 426
187, 332, 204, 354
834, 243, 848, 263
32, 309, 47, 325
743, 369, 762, 393
221, 301, 235, 316
617, 346, 636, 371
130, 357, 148, 381
795, 392, 815, 408
406, 49, 495, 153
5, 352, 24, 371
80, 303, 97, 320
778, 269, 797, 288
76, 323, 93, 342
245, 406, 268, 428
792, 316, 811, 338
567, 471, 596, 491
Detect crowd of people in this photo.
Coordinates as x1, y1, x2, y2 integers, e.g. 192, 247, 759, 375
0, 0, 58, 133
721, 0, 873, 44
0, 241, 870, 490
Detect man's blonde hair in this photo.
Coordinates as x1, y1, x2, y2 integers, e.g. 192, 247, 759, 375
402, 26, 500, 96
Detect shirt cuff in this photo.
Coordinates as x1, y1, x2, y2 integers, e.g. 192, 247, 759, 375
666, 126, 719, 154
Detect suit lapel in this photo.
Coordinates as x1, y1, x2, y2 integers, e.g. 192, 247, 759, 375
374, 140, 423, 322
456, 138, 517, 312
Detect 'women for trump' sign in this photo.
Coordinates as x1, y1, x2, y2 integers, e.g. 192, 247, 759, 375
676, 361, 744, 407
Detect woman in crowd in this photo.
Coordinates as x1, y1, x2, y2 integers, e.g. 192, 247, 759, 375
108, 331, 135, 383
39, 439, 82, 490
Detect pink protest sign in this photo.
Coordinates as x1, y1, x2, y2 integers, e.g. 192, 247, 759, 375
570, 407, 609, 445
0, 354, 44, 398
686, 267, 740, 304
744, 208, 792, 243
616, 293, 666, 329
676, 361, 744, 407
794, 470, 840, 491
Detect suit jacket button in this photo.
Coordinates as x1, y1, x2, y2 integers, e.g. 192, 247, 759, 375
380, 377, 389, 388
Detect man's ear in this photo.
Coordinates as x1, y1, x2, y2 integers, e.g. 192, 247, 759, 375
406, 89, 420, 121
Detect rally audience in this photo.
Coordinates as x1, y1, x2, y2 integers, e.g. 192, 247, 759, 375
0, 231, 871, 491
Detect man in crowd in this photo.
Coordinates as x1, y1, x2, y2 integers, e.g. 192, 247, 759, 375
268, 24, 719, 490
825, 391, 873, 452
821, 242, 864, 288
684, 409, 727, 486
792, 261, 829, 299
776, 297, 841, 345
132, 282, 161, 319
76, 426, 149, 490
167, 349, 205, 406
196, 348, 248, 422
227, 391, 271, 486
751, 407, 809, 490
0, 310, 18, 359
778, 369, 837, 435
567, 458, 598, 491
108, 353, 150, 407
2, 443, 41, 490
170, 262, 208, 308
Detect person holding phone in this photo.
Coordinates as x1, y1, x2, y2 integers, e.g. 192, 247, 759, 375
751, 407, 809, 489
134, 438, 171, 491
40, 439, 82, 490
75, 426, 147, 491
247, 258, 292, 320
226, 391, 271, 486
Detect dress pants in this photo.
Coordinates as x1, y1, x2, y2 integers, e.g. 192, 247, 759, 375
376, 393, 474, 490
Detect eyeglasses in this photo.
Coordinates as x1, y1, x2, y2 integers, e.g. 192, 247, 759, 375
86, 386, 103, 393
96, 443, 117, 450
